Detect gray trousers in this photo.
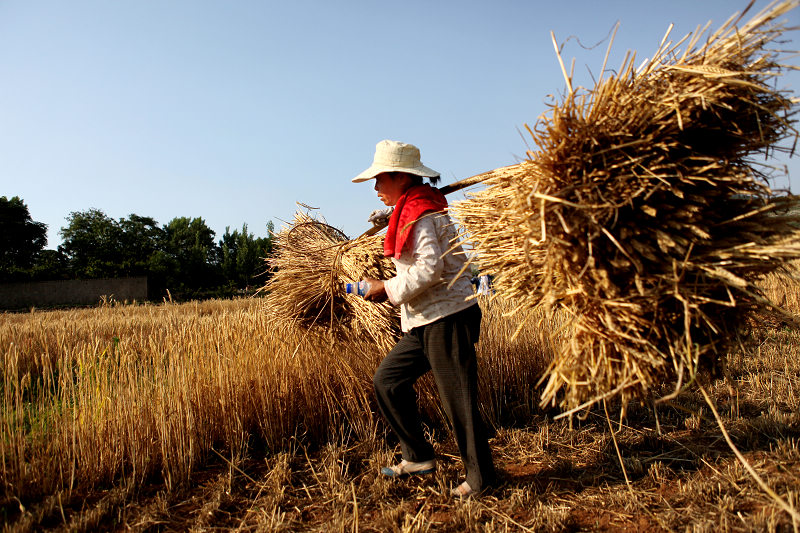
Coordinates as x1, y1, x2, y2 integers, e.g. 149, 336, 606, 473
373, 304, 495, 490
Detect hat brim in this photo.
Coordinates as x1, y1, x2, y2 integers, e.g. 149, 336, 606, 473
352, 163, 440, 183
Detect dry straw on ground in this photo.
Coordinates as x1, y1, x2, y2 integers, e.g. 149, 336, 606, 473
3, 293, 799, 530
262, 210, 400, 349
452, 0, 800, 413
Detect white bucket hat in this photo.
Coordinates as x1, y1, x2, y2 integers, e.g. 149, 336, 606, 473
352, 140, 440, 183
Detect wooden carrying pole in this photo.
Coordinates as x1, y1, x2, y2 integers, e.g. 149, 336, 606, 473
359, 164, 519, 238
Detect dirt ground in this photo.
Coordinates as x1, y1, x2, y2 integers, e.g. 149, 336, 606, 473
7, 401, 800, 532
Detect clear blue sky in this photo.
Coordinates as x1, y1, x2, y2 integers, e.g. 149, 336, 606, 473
1, 0, 798, 248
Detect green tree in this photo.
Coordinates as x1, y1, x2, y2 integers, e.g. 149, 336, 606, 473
59, 210, 170, 294
59, 209, 123, 278
53, 208, 275, 300
30, 249, 71, 281
162, 216, 219, 297
218, 226, 240, 284
218, 222, 273, 291
118, 214, 165, 276
265, 220, 275, 255
256, 220, 274, 283
0, 196, 48, 281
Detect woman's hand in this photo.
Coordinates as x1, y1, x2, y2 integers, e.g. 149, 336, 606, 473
367, 208, 393, 226
364, 278, 388, 302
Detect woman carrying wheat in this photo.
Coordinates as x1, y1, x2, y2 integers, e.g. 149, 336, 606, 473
353, 139, 495, 498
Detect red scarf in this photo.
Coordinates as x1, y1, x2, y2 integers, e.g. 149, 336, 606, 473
384, 184, 448, 259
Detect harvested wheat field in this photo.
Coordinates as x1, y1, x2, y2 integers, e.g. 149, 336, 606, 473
1, 272, 799, 531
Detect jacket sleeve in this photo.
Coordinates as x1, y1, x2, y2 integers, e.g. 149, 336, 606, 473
384, 215, 443, 306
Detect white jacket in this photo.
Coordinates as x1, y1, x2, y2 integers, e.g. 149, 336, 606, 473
383, 212, 476, 332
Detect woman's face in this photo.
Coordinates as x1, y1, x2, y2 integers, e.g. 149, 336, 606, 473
374, 172, 413, 206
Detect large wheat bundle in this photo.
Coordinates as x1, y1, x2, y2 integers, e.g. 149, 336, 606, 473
261, 169, 510, 348
262, 211, 400, 350
452, 1, 800, 412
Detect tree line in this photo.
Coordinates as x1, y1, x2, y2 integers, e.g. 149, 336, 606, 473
0, 196, 274, 301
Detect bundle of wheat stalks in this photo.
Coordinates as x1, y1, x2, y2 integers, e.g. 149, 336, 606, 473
262, 211, 400, 349
452, 1, 800, 412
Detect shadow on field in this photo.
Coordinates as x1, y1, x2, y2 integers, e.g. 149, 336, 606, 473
492, 394, 800, 498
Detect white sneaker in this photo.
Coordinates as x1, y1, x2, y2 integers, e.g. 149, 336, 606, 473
380, 459, 436, 477
451, 481, 474, 499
